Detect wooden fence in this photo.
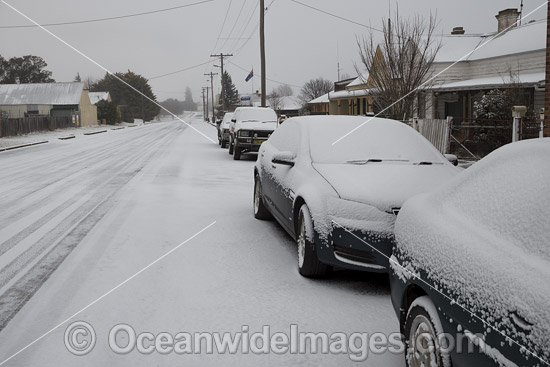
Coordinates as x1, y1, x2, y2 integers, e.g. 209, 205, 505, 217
0, 116, 74, 137
412, 117, 452, 154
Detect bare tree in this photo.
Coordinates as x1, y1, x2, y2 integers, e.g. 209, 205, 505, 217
299, 77, 333, 104
357, 12, 441, 121
275, 84, 294, 97
268, 88, 283, 111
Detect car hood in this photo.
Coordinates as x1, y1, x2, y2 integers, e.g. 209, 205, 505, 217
235, 121, 277, 132
312, 162, 459, 212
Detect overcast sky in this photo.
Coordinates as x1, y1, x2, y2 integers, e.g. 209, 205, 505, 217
0, 0, 546, 103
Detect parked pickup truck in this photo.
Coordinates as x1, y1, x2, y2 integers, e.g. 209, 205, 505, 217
229, 107, 278, 160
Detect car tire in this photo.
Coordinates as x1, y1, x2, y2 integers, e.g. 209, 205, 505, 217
221, 139, 227, 148
297, 204, 329, 278
228, 137, 234, 155
404, 296, 451, 367
253, 176, 271, 220
233, 145, 241, 160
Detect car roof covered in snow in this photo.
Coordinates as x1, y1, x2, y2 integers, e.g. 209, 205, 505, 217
395, 138, 550, 357
284, 115, 447, 164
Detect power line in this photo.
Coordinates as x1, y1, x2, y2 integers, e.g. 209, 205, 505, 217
289, 0, 383, 33
149, 60, 213, 80
231, 0, 276, 54
228, 60, 301, 89
0, 0, 214, 28
218, 0, 248, 52
209, 0, 233, 56
228, 1, 259, 53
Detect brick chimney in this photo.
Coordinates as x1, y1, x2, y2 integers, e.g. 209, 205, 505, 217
451, 26, 465, 35
496, 8, 520, 33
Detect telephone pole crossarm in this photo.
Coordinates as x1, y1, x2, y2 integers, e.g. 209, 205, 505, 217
210, 54, 233, 113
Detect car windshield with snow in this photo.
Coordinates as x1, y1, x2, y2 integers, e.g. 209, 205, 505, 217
253, 115, 460, 277
389, 138, 550, 367
229, 107, 277, 160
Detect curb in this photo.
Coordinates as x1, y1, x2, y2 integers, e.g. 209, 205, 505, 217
0, 140, 48, 152
59, 135, 75, 140
110, 126, 125, 130
83, 130, 107, 136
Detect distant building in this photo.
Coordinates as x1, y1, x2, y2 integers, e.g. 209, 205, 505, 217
424, 10, 545, 122
328, 75, 374, 116
307, 93, 330, 115
268, 95, 302, 117
88, 91, 111, 105
0, 82, 98, 127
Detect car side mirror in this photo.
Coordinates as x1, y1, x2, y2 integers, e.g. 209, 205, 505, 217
444, 154, 458, 166
272, 151, 296, 167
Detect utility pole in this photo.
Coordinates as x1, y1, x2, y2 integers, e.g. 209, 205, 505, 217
205, 72, 218, 121
141, 84, 145, 123
204, 85, 210, 122
210, 54, 232, 112
545, 0, 550, 137
201, 88, 206, 121
260, 0, 266, 107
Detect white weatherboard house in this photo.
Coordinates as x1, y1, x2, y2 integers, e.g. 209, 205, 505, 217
0, 82, 98, 127
424, 9, 545, 122
327, 8, 545, 122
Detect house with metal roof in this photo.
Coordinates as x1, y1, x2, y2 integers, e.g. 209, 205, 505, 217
424, 9, 545, 122
326, 8, 545, 123
0, 82, 98, 127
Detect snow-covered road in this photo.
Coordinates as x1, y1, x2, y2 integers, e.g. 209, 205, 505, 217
0, 116, 403, 366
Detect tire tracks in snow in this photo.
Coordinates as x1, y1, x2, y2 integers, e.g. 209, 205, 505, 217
0, 122, 187, 332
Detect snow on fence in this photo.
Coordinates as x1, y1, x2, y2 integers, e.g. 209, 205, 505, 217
0, 116, 74, 137
412, 117, 452, 154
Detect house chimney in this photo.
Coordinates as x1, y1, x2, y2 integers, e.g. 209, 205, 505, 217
496, 8, 520, 33
451, 26, 465, 35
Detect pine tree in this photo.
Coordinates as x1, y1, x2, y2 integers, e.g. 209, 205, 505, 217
222, 71, 240, 110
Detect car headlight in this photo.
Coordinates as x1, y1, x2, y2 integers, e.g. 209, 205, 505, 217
239, 130, 250, 137
253, 133, 258, 138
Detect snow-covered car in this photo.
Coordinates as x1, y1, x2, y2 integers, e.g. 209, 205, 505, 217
218, 112, 233, 148
390, 138, 550, 367
253, 115, 460, 277
229, 107, 277, 160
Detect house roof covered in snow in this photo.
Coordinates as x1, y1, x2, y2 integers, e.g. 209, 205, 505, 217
88, 91, 110, 104
308, 93, 330, 104
435, 71, 545, 91
0, 82, 86, 105
436, 20, 545, 63
268, 96, 302, 110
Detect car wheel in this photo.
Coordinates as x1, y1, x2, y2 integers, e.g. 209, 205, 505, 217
253, 176, 271, 220
297, 204, 329, 278
228, 137, 234, 155
404, 296, 451, 367
221, 139, 227, 148
233, 145, 241, 160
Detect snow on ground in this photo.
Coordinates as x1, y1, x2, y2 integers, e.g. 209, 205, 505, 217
0, 113, 191, 149
0, 116, 402, 366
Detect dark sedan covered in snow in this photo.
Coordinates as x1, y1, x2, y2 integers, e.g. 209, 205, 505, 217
390, 138, 550, 367
253, 116, 460, 277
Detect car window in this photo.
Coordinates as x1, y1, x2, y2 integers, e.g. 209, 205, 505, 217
235, 108, 277, 122
267, 120, 301, 154
309, 119, 445, 164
